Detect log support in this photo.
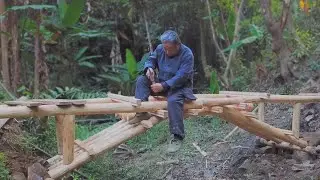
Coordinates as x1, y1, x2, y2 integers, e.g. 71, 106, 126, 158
292, 103, 301, 138
60, 115, 75, 165
258, 102, 265, 122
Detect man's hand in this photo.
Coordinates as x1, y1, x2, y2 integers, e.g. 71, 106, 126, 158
146, 68, 155, 83
151, 83, 164, 93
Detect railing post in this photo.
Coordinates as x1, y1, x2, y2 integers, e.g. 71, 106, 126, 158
292, 103, 301, 138
258, 102, 265, 122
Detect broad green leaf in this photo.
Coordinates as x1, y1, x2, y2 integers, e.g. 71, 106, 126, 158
62, 0, 85, 27
79, 61, 96, 68
209, 71, 220, 94
75, 47, 88, 60
137, 53, 149, 73
69, 31, 112, 38
125, 49, 138, 80
8, 5, 56, 11
58, 0, 68, 21
222, 25, 263, 52
78, 55, 102, 62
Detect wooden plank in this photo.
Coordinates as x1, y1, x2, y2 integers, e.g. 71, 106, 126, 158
292, 103, 301, 138
55, 115, 64, 155
107, 92, 141, 106
62, 115, 75, 165
258, 102, 265, 122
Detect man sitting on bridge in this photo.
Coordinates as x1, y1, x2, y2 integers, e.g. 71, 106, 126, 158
129, 30, 196, 153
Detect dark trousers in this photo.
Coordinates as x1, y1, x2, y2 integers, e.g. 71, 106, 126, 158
135, 75, 185, 139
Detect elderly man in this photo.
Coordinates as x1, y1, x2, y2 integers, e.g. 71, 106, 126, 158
129, 30, 196, 153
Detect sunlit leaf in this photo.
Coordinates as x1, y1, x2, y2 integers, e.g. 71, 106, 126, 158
126, 49, 138, 80
209, 71, 219, 94
58, 0, 68, 20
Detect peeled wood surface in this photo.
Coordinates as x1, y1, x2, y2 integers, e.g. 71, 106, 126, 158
55, 116, 64, 155
217, 107, 308, 148
62, 115, 75, 165
292, 103, 301, 138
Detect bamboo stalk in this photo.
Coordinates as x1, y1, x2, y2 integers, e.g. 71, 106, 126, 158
292, 103, 301, 138
62, 115, 75, 165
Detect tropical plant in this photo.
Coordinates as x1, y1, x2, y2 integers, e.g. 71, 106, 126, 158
94, 49, 149, 95
74, 46, 102, 68
40, 87, 107, 99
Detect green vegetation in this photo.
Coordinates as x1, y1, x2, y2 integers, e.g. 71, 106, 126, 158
0, 153, 9, 180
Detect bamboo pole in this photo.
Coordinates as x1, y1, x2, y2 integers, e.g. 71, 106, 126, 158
55, 115, 64, 154
258, 102, 265, 122
62, 115, 75, 165
292, 103, 301, 138
218, 107, 308, 148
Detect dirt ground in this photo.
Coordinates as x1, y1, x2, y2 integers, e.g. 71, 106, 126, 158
0, 119, 43, 179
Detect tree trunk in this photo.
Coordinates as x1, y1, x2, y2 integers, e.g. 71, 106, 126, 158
11, 0, 21, 94
200, 20, 210, 78
143, 10, 153, 52
260, 0, 293, 82
223, 0, 245, 86
34, 12, 41, 98
205, 0, 227, 65
0, 0, 11, 91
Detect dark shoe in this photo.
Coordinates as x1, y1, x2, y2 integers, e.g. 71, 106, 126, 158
128, 112, 152, 124
167, 134, 183, 153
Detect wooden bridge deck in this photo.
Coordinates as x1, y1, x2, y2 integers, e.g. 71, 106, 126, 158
0, 91, 319, 179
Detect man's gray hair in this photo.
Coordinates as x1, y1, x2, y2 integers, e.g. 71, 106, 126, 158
160, 30, 181, 44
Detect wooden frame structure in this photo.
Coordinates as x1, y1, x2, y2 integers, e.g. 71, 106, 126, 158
1, 91, 320, 179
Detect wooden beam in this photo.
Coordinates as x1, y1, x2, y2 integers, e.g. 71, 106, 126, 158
258, 102, 265, 122
292, 103, 301, 138
258, 138, 316, 154
62, 115, 75, 165
217, 107, 308, 148
107, 92, 141, 106
55, 115, 64, 155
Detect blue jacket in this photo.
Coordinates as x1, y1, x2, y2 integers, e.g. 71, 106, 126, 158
144, 44, 196, 100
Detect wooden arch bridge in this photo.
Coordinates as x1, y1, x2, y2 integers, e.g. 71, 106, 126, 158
1, 91, 320, 179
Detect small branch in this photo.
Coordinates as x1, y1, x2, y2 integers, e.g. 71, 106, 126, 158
156, 160, 179, 166
192, 143, 208, 157
280, 0, 291, 30
158, 166, 173, 180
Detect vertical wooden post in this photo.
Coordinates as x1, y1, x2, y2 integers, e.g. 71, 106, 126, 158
292, 103, 301, 138
62, 115, 75, 165
258, 102, 265, 122
55, 115, 64, 155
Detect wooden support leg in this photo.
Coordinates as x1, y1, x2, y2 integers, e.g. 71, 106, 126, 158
258, 102, 265, 122
55, 115, 64, 155
62, 115, 75, 165
292, 103, 301, 138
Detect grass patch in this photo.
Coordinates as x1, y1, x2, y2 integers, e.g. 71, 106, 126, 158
0, 153, 9, 180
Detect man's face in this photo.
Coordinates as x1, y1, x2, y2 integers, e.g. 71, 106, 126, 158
163, 41, 180, 57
